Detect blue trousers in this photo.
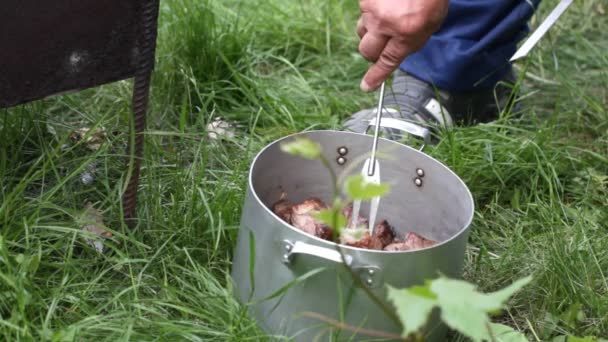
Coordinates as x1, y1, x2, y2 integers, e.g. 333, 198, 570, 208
400, 0, 541, 92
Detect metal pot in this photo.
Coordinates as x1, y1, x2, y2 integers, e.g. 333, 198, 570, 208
230, 129, 474, 341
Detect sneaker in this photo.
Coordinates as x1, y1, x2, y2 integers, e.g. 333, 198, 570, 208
343, 69, 520, 142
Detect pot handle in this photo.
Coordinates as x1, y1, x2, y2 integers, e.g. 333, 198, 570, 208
281, 240, 383, 288
282, 240, 353, 266
366, 114, 431, 151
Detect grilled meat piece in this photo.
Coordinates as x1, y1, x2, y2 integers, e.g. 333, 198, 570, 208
341, 208, 391, 250
383, 242, 404, 251
290, 197, 333, 240
317, 225, 333, 241
272, 192, 293, 223
290, 212, 317, 236
372, 220, 395, 248
272, 194, 437, 250
383, 232, 437, 251
369, 236, 384, 250
403, 232, 437, 249
340, 228, 372, 248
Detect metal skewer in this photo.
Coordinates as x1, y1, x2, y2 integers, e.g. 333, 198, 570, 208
351, 81, 385, 233
367, 81, 385, 176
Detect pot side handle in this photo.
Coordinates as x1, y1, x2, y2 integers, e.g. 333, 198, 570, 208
282, 240, 353, 266
281, 240, 384, 289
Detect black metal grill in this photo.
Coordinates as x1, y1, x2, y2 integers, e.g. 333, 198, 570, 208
0, 0, 161, 227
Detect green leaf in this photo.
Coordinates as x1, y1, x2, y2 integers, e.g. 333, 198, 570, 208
280, 137, 322, 160
387, 284, 437, 337
313, 208, 347, 231
560, 302, 585, 326
440, 300, 490, 342
430, 276, 532, 342
488, 323, 529, 342
344, 174, 389, 200
483, 276, 533, 311
542, 312, 560, 339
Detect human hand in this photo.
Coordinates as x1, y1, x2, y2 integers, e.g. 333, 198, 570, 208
357, 0, 449, 92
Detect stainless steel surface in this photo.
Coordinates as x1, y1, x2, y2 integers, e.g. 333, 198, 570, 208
230, 130, 475, 342
367, 116, 431, 148
510, 0, 573, 62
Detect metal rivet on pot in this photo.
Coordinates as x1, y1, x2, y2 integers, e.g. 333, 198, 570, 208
282, 254, 290, 264
336, 156, 346, 165
284, 243, 292, 252
355, 266, 382, 288
416, 168, 425, 177
337, 146, 348, 155
414, 178, 423, 187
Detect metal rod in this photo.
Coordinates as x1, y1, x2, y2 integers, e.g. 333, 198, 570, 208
367, 81, 385, 176
510, 0, 572, 62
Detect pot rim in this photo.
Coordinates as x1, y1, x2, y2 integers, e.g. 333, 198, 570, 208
248, 129, 475, 254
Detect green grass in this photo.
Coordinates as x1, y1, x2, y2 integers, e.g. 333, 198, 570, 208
1, 0, 606, 340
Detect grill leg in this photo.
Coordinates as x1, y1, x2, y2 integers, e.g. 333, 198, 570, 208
122, 72, 150, 226
122, 0, 159, 227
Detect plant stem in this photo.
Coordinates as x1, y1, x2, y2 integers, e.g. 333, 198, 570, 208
315, 151, 402, 328
300, 311, 411, 341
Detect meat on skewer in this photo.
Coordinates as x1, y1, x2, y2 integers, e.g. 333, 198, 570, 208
341, 204, 369, 229
340, 228, 373, 249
